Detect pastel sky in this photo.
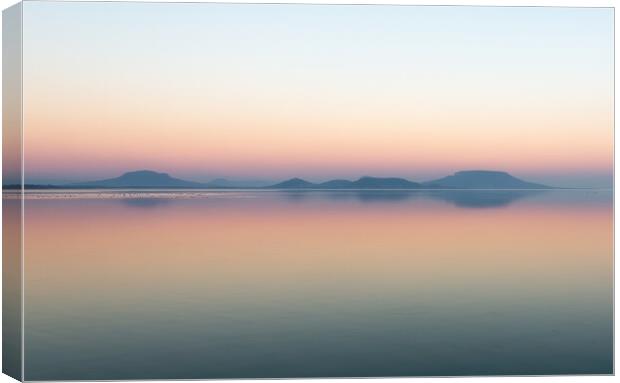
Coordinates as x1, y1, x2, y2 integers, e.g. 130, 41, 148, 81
21, 2, 613, 187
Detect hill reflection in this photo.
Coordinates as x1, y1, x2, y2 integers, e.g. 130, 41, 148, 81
278, 189, 546, 208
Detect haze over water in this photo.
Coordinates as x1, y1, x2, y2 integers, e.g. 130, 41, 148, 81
21, 189, 612, 379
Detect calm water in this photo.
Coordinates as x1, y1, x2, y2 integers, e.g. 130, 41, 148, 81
19, 189, 612, 380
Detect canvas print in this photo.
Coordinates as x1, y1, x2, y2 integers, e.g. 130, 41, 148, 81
2, 1, 613, 380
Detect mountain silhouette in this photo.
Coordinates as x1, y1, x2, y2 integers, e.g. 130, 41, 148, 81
268, 172, 549, 190
423, 170, 549, 189
69, 170, 207, 188
349, 176, 420, 188
15, 169, 553, 189
270, 178, 316, 189
269, 176, 420, 189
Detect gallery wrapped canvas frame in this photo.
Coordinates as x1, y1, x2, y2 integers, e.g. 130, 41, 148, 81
3, 2, 22, 381
2, 1, 614, 381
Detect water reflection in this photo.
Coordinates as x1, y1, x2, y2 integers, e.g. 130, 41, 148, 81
22, 190, 612, 379
278, 189, 546, 208
425, 190, 546, 208
3, 197, 22, 380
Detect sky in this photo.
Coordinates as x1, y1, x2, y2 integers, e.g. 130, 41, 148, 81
19, 2, 613, 187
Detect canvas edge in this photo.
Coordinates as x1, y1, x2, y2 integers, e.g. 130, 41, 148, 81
2, 1, 24, 382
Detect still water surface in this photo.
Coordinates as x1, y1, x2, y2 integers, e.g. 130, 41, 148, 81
21, 189, 612, 379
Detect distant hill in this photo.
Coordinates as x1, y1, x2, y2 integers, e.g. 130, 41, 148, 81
423, 170, 550, 189
270, 178, 317, 189
348, 176, 420, 188
269, 176, 420, 189
69, 170, 207, 188
269, 172, 550, 190
7, 169, 553, 190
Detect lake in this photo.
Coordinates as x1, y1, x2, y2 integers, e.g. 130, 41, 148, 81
16, 189, 613, 379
